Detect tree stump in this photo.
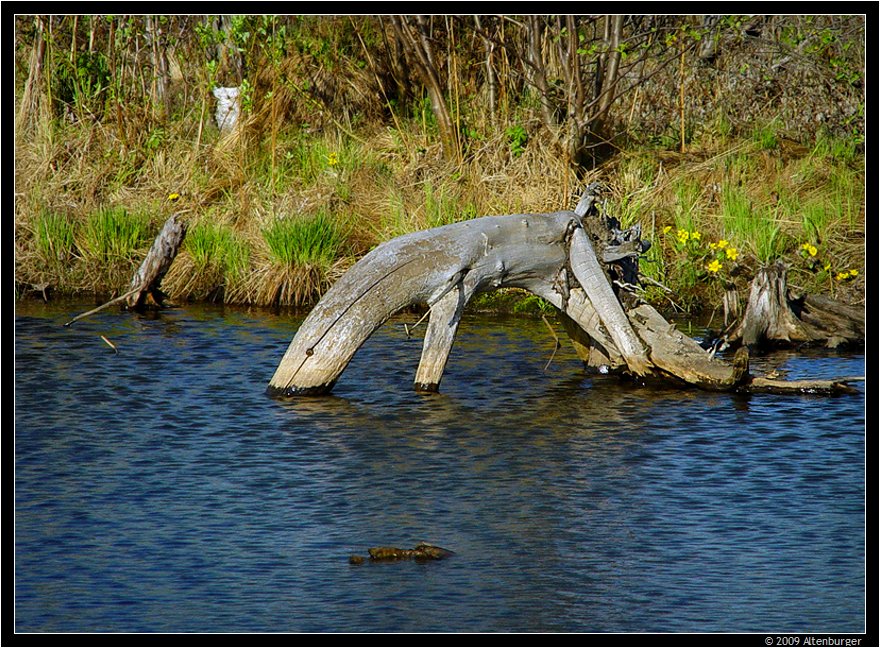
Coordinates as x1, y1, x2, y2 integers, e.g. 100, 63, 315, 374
724, 261, 864, 350
64, 212, 188, 327
125, 213, 188, 310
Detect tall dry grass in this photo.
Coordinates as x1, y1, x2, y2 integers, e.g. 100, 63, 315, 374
14, 15, 864, 311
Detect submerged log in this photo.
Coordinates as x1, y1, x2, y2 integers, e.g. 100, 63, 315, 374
349, 542, 455, 565
739, 375, 863, 396
724, 261, 864, 350
125, 213, 188, 310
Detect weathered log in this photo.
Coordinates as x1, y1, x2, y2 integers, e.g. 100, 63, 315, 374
567, 227, 651, 375
413, 286, 463, 392
629, 304, 750, 390
267, 187, 856, 397
796, 293, 865, 348
63, 213, 187, 327
125, 213, 188, 310
725, 261, 864, 350
738, 375, 863, 396
267, 205, 655, 396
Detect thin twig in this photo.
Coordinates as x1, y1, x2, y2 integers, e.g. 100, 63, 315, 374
100, 335, 119, 353
63, 285, 143, 327
404, 307, 433, 338
541, 314, 561, 371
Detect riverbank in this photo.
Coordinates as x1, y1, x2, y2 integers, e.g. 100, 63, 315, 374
15, 124, 865, 317
14, 16, 864, 316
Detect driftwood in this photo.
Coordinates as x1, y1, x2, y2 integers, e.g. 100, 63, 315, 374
268, 185, 746, 396
349, 542, 454, 565
64, 213, 187, 327
267, 185, 862, 398
739, 375, 863, 396
125, 212, 188, 310
723, 261, 864, 350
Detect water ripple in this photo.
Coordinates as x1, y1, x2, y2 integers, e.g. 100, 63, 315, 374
14, 302, 865, 633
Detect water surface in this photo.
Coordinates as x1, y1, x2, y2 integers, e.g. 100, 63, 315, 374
14, 301, 865, 633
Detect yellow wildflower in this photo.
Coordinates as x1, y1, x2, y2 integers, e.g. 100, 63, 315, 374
168, 192, 180, 202
327, 152, 339, 167
849, 269, 859, 277
706, 259, 723, 274
691, 231, 702, 241
677, 229, 690, 243
717, 239, 729, 249
663, 225, 673, 235
725, 247, 738, 261
800, 242, 818, 257
823, 262, 832, 271
835, 271, 850, 281
708, 242, 718, 250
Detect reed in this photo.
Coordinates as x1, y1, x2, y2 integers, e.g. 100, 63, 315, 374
162, 220, 251, 302
719, 185, 786, 263
262, 212, 345, 267
79, 207, 149, 263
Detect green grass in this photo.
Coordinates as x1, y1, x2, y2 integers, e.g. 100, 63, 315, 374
812, 129, 863, 165
800, 201, 833, 243
423, 180, 477, 229
279, 137, 332, 185
79, 206, 150, 264
828, 165, 864, 231
262, 211, 346, 267
672, 176, 702, 232
752, 118, 781, 151
34, 209, 75, 263
186, 221, 250, 279
376, 181, 477, 241
720, 185, 786, 262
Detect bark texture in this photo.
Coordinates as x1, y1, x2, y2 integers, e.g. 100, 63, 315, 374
267, 186, 745, 396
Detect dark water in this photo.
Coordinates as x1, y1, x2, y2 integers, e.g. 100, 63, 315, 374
14, 301, 865, 634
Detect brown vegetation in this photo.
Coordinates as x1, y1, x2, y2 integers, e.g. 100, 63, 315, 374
14, 15, 865, 313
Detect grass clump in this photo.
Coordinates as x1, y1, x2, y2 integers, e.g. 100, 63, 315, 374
163, 220, 251, 302
263, 211, 346, 267
255, 211, 349, 306
375, 181, 478, 241
75, 206, 150, 292
34, 209, 76, 264
79, 206, 150, 264
187, 221, 250, 278
751, 118, 781, 151
719, 185, 787, 263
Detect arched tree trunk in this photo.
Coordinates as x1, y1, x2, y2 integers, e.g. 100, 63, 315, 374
267, 200, 717, 397
267, 187, 860, 398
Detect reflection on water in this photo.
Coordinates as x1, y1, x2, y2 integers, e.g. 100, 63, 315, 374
14, 301, 865, 633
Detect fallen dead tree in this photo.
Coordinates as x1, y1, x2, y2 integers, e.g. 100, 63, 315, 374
268, 184, 861, 398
